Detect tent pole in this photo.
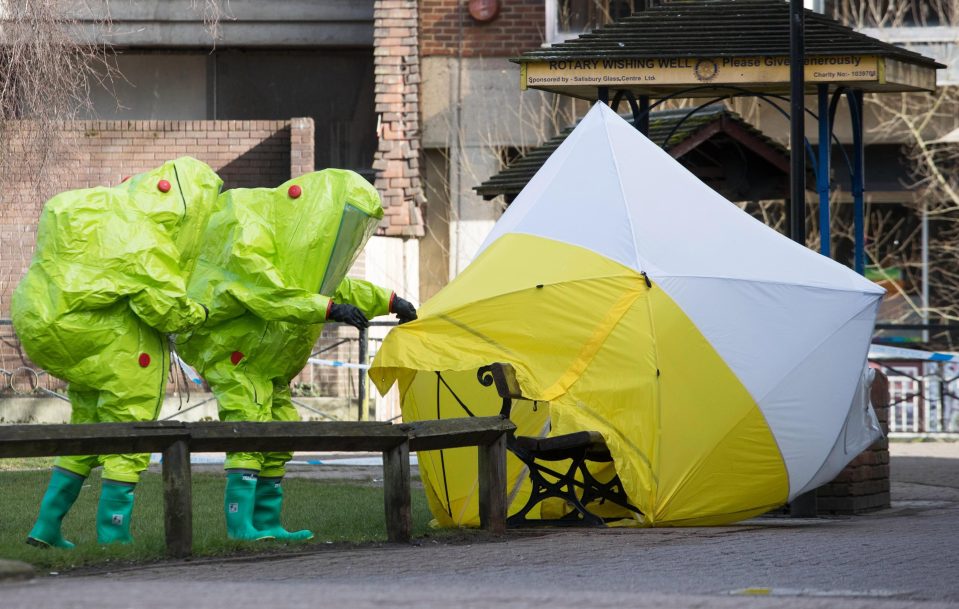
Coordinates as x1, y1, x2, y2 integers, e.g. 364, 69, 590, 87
789, 0, 818, 519
788, 0, 806, 247
847, 88, 866, 275
638, 95, 650, 136
358, 325, 369, 421
817, 84, 831, 257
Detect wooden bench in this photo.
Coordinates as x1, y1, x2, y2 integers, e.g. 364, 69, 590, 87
478, 363, 640, 527
0, 417, 514, 556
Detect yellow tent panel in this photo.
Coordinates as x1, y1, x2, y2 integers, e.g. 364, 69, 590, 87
373, 233, 787, 526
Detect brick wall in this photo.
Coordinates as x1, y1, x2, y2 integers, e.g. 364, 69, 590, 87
0, 115, 373, 405
289, 117, 316, 178
816, 369, 892, 514
421, 0, 545, 57
0, 118, 314, 319
373, 0, 426, 237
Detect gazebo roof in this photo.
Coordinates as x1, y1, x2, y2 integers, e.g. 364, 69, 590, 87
475, 105, 794, 203
514, 0, 944, 99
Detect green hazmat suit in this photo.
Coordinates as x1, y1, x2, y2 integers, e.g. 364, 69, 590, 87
12, 157, 222, 483
177, 168, 394, 476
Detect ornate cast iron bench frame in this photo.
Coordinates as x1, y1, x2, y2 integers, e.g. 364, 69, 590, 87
477, 362, 640, 527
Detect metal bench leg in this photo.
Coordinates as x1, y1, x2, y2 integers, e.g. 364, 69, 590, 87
578, 462, 640, 518
507, 451, 605, 527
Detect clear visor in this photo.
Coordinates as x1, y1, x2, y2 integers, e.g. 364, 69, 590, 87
319, 202, 381, 295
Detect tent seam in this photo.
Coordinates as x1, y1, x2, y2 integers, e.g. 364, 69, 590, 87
653, 403, 788, 519
754, 298, 879, 497
654, 273, 884, 296
426, 274, 643, 320
474, 109, 596, 259
755, 298, 879, 405
642, 274, 664, 513
601, 105, 645, 274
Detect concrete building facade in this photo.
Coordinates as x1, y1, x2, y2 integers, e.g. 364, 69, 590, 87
417, 0, 595, 300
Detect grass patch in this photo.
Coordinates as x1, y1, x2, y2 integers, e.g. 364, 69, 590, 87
0, 468, 440, 571
0, 457, 55, 471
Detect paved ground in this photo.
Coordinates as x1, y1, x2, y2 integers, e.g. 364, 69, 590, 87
2, 441, 958, 609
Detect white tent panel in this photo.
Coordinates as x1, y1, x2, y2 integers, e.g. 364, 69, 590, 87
795, 367, 883, 496
603, 103, 882, 294
755, 301, 880, 498
483, 112, 592, 246
482, 103, 882, 298
655, 276, 882, 404
478, 106, 640, 272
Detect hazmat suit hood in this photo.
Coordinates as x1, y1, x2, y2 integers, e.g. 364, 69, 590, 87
272, 168, 384, 295
11, 157, 222, 382
121, 157, 224, 277
311, 169, 385, 295
188, 168, 384, 326
175, 168, 394, 480
177, 168, 392, 425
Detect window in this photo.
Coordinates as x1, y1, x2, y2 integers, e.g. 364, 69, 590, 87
546, 0, 644, 44
214, 51, 376, 173
88, 50, 377, 174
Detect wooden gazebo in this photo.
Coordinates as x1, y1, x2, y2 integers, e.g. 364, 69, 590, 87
510, 0, 944, 272
476, 106, 794, 204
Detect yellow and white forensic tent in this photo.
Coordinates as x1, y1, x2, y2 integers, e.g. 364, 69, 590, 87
370, 102, 885, 527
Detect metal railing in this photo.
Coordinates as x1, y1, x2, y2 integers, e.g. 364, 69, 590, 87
0, 319, 69, 400
1, 319, 396, 421
10, 315, 959, 434
870, 358, 959, 434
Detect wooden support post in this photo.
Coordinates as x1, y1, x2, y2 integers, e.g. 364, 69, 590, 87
478, 432, 507, 534
162, 439, 193, 558
383, 441, 411, 543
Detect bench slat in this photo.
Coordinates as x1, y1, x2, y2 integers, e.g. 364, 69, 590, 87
407, 416, 515, 451
0, 422, 190, 458
186, 421, 408, 452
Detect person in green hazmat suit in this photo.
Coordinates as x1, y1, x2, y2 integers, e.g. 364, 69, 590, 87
11, 157, 223, 547
176, 168, 416, 541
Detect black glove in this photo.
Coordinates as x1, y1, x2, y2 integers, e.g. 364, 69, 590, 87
391, 296, 418, 324
327, 303, 369, 329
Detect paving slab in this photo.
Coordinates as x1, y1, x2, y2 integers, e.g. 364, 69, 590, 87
2, 441, 957, 609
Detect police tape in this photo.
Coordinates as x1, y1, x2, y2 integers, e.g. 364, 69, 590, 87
172, 352, 203, 384
166, 353, 370, 387
868, 344, 959, 362
307, 358, 371, 370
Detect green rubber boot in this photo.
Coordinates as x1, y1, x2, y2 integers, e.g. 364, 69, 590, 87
225, 471, 274, 541
96, 481, 136, 545
26, 468, 85, 549
253, 477, 314, 541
